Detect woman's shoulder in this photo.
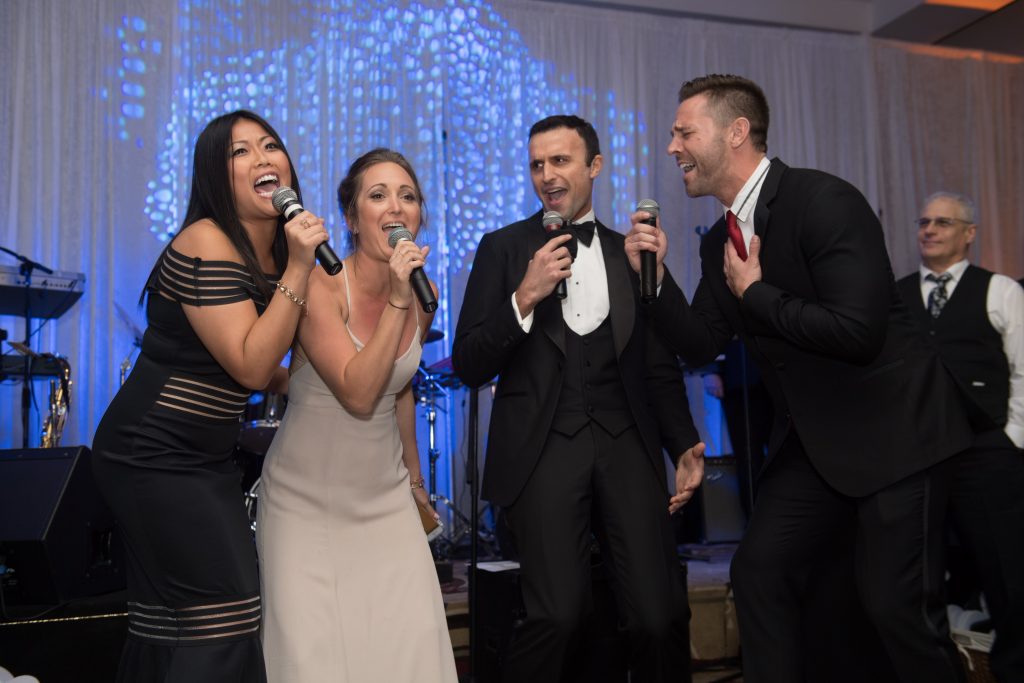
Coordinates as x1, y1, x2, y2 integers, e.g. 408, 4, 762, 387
170, 219, 245, 265
307, 258, 348, 315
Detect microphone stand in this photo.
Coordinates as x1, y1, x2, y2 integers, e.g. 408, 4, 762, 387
1, 246, 54, 448
465, 385, 480, 682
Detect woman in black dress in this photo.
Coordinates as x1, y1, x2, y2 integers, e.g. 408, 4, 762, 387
92, 110, 328, 682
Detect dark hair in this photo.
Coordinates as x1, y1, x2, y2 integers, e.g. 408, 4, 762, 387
678, 74, 770, 153
336, 148, 425, 251
529, 115, 601, 165
142, 110, 299, 302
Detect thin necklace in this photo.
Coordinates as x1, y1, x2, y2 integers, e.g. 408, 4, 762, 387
735, 161, 770, 219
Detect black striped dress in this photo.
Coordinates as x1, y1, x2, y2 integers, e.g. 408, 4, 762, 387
92, 244, 273, 682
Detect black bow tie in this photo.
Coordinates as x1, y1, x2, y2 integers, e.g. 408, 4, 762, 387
570, 221, 596, 247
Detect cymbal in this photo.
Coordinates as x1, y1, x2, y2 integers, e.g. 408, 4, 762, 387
425, 328, 444, 344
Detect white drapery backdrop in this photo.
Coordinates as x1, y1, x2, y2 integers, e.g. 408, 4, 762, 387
2, 0, 1022, 473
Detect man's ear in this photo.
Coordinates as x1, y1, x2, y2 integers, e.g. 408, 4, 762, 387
589, 153, 604, 179
730, 117, 751, 149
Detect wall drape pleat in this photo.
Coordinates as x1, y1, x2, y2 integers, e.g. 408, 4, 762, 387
1, 0, 1021, 461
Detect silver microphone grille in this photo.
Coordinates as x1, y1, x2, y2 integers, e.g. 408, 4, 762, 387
271, 186, 299, 214
542, 211, 565, 230
387, 227, 415, 248
636, 198, 660, 219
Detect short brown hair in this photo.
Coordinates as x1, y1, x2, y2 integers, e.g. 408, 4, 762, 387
336, 148, 425, 250
678, 74, 769, 153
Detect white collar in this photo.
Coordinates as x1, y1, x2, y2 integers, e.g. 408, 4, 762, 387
725, 156, 771, 223
920, 259, 969, 283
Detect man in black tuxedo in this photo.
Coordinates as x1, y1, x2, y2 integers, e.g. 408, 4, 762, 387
453, 115, 705, 683
896, 192, 1024, 682
626, 75, 972, 682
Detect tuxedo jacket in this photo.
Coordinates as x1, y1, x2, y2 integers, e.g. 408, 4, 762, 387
650, 159, 971, 497
452, 210, 700, 507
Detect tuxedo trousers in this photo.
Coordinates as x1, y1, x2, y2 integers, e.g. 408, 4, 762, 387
947, 435, 1024, 683
730, 433, 964, 683
502, 422, 690, 683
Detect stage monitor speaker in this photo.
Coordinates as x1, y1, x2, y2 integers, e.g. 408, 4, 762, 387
699, 455, 747, 543
473, 554, 639, 682
0, 446, 125, 604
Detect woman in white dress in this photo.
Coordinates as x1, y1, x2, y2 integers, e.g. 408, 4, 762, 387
256, 148, 457, 682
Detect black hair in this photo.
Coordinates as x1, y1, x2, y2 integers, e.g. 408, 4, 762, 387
141, 110, 299, 302
528, 115, 601, 165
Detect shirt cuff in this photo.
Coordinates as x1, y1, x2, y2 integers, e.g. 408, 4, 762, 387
1005, 423, 1024, 450
512, 291, 534, 333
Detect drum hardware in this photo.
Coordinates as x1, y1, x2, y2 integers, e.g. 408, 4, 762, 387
237, 392, 285, 456
415, 358, 498, 558
244, 477, 260, 532
236, 391, 287, 531
114, 302, 144, 386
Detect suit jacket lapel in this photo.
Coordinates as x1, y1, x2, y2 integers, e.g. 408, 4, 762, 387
598, 223, 633, 357
740, 159, 785, 344
754, 158, 784, 245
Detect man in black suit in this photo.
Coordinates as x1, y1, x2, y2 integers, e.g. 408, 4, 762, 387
626, 75, 972, 682
453, 115, 705, 683
896, 192, 1024, 683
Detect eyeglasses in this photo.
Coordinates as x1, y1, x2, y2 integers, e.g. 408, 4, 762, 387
915, 216, 970, 229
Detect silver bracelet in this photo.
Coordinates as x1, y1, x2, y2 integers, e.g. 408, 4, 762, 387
275, 281, 307, 313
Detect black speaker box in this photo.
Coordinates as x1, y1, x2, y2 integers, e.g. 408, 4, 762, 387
698, 456, 747, 543
473, 555, 634, 683
0, 446, 125, 605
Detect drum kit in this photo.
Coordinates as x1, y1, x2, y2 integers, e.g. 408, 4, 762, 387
237, 329, 495, 556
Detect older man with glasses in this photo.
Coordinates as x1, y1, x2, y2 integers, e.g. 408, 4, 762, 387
897, 191, 1024, 683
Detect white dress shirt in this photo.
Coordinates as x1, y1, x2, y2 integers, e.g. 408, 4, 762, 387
919, 259, 1024, 448
724, 156, 771, 252
513, 209, 611, 336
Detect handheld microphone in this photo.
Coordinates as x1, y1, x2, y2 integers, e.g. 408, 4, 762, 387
635, 199, 660, 303
387, 228, 438, 313
271, 186, 343, 275
542, 211, 575, 300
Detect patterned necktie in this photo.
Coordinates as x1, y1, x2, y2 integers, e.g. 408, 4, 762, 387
570, 221, 596, 247
926, 272, 953, 318
726, 211, 747, 261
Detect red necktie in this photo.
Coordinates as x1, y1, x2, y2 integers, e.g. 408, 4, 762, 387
726, 210, 748, 261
